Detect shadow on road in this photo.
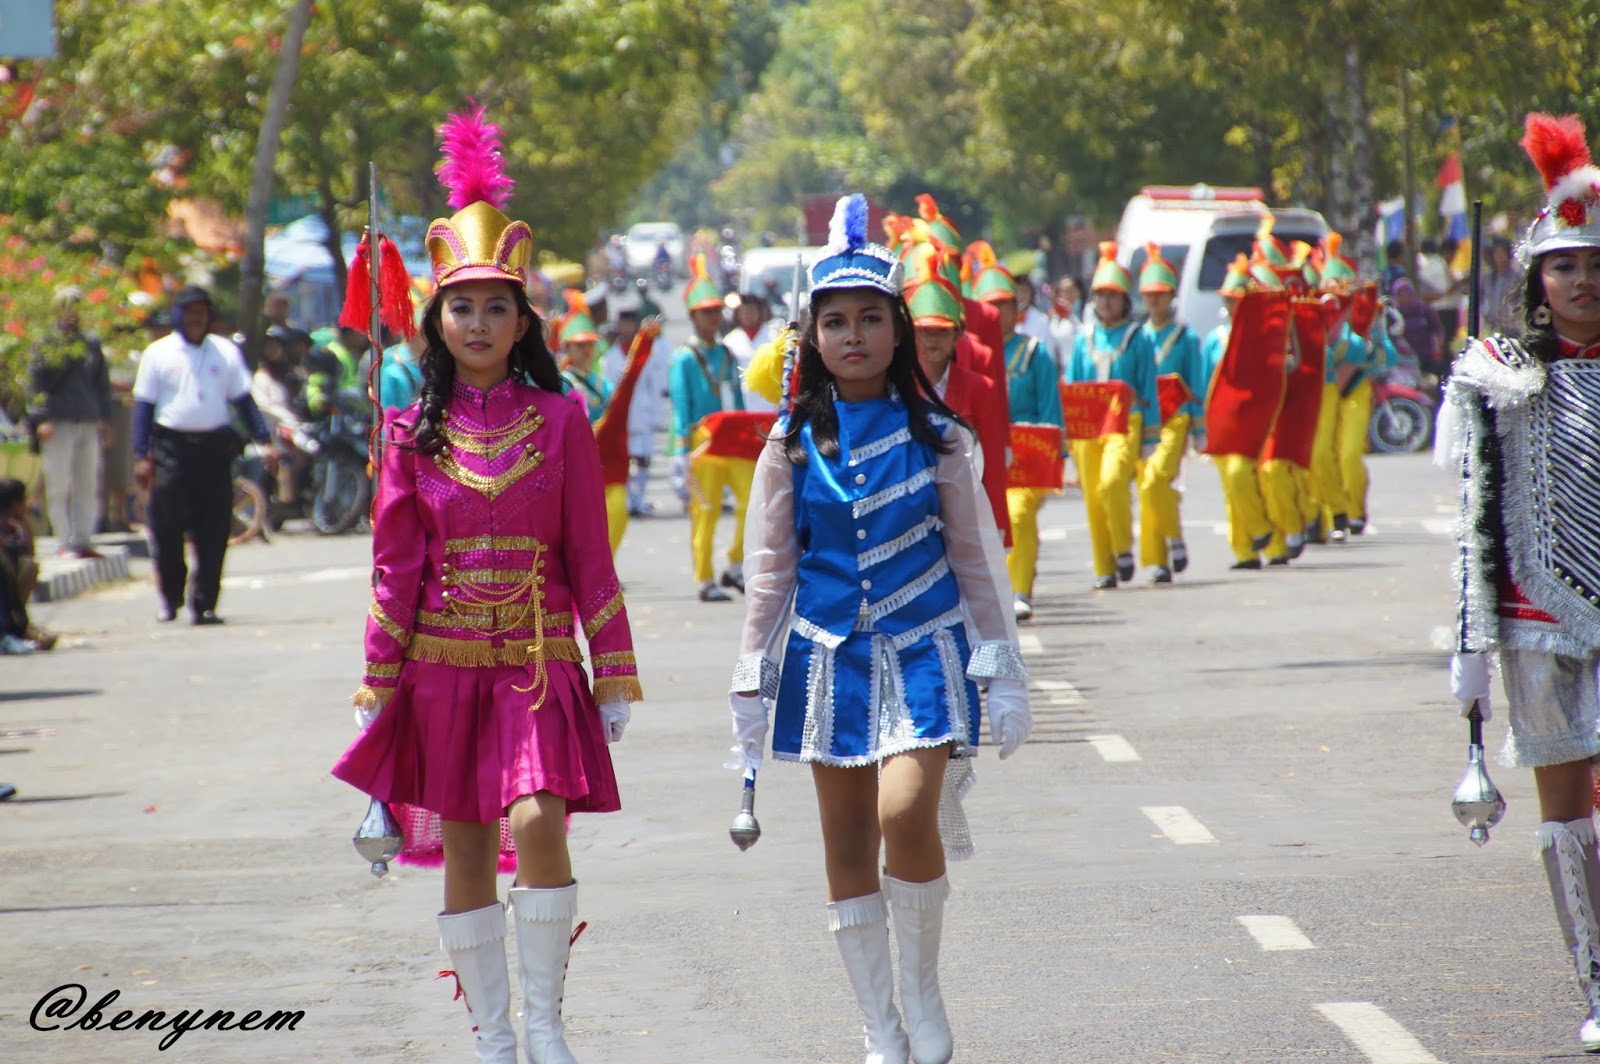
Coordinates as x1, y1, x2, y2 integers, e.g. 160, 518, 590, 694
0, 689, 103, 703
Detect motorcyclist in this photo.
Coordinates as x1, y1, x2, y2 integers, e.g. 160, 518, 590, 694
302, 326, 370, 420
634, 277, 664, 321
250, 326, 312, 505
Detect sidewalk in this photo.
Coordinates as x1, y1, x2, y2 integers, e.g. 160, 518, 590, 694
32, 532, 144, 603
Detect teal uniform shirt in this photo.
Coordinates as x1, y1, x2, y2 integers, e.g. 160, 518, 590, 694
378, 346, 422, 410
1142, 320, 1206, 424
1067, 319, 1159, 444
562, 366, 614, 424
1004, 334, 1065, 429
668, 338, 744, 454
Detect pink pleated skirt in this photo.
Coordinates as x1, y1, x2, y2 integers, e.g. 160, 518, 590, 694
332, 659, 621, 828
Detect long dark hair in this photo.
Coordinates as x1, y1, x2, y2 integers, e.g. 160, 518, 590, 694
1510, 257, 1563, 362
781, 289, 968, 465
409, 282, 564, 454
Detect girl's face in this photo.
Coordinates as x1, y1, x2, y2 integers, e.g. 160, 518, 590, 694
564, 339, 596, 371
1093, 289, 1128, 324
815, 289, 897, 402
1143, 290, 1175, 323
996, 297, 1018, 337
439, 280, 530, 386
914, 324, 958, 380
1540, 247, 1600, 342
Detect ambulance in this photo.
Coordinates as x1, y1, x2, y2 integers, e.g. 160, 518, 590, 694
1115, 185, 1328, 330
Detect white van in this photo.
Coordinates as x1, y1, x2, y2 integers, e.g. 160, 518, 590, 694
1115, 186, 1328, 332
738, 246, 823, 320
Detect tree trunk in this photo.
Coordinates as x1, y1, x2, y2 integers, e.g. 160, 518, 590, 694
1344, 41, 1376, 270
236, 0, 316, 368
316, 163, 347, 296
1325, 76, 1353, 240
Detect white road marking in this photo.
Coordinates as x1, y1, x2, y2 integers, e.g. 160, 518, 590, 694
1087, 734, 1140, 762
1141, 806, 1216, 844
1315, 1003, 1441, 1064
1040, 526, 1068, 543
1237, 915, 1315, 951
1420, 518, 1454, 536
1032, 679, 1085, 706
1018, 632, 1045, 656
300, 566, 373, 583
223, 566, 370, 591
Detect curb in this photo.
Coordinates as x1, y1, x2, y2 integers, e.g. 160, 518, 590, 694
33, 545, 134, 604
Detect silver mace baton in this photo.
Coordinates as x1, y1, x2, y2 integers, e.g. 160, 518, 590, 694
729, 768, 762, 851
353, 796, 404, 877
1451, 700, 1506, 846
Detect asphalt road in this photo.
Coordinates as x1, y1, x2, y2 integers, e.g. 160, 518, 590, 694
0, 325, 1584, 1062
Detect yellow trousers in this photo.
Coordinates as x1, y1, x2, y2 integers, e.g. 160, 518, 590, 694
1214, 453, 1272, 563
1309, 383, 1345, 526
1070, 414, 1140, 579
1258, 459, 1315, 560
1137, 413, 1190, 567
1335, 379, 1373, 522
1006, 487, 1049, 596
605, 483, 628, 556
688, 453, 754, 583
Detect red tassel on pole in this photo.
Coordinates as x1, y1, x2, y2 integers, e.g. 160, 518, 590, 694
376, 235, 416, 339
338, 232, 374, 332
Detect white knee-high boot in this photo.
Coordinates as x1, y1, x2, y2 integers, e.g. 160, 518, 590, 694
1539, 818, 1600, 1053
508, 883, 581, 1064
437, 903, 520, 1064
831, 892, 911, 1064
884, 874, 953, 1064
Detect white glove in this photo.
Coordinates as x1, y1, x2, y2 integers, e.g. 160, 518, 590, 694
670, 453, 691, 500
599, 700, 631, 744
985, 678, 1033, 760
355, 704, 382, 730
1451, 652, 1492, 721
730, 693, 769, 773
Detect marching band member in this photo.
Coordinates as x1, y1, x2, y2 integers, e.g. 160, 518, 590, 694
331, 105, 642, 1064
1445, 112, 1600, 1055
669, 255, 751, 602
1255, 246, 1328, 565
556, 289, 610, 424
1065, 243, 1158, 589
592, 322, 660, 555
1310, 234, 1361, 542
1136, 244, 1204, 582
731, 195, 1031, 1064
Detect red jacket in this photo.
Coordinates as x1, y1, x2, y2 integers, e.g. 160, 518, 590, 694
940, 360, 1012, 548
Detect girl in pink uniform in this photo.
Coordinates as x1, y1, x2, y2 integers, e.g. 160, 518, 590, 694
332, 105, 641, 1064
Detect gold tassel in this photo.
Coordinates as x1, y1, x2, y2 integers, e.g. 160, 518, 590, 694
593, 675, 644, 705
405, 633, 583, 668
351, 685, 394, 711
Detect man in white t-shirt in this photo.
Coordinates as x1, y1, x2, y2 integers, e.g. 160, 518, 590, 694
131, 286, 275, 625
720, 294, 778, 414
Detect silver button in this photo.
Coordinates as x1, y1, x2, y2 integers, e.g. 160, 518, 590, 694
854, 473, 866, 485
861, 579, 873, 591
856, 529, 867, 541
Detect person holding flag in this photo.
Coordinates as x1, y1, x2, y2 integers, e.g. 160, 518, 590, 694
669, 255, 751, 602
1135, 244, 1204, 583
1065, 243, 1158, 589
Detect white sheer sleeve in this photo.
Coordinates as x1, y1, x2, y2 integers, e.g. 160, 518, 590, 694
936, 424, 1027, 684
730, 435, 799, 695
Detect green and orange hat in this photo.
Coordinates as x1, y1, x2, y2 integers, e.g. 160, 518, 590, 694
1290, 240, 1320, 288
555, 288, 599, 346
1319, 231, 1359, 286
1219, 254, 1252, 299
683, 253, 724, 312
915, 193, 962, 249
905, 256, 965, 329
1255, 215, 1290, 267
968, 242, 1016, 303
1091, 241, 1133, 295
1137, 242, 1179, 294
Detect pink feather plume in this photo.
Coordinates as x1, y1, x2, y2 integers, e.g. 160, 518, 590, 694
437, 100, 514, 211
1521, 112, 1592, 190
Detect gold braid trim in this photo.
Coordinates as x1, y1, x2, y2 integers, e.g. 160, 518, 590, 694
590, 651, 636, 669
593, 675, 645, 704
405, 633, 583, 668
446, 568, 546, 587
445, 535, 545, 555
351, 685, 396, 712
432, 447, 545, 500
369, 602, 411, 648
583, 590, 626, 640
364, 661, 403, 679
415, 608, 573, 633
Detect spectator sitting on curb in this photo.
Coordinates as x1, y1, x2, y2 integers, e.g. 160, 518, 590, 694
0, 477, 54, 652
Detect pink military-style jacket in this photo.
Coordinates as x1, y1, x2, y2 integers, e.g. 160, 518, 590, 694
353, 376, 642, 709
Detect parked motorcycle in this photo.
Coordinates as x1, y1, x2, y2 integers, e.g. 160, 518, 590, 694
1368, 356, 1436, 454
236, 395, 372, 539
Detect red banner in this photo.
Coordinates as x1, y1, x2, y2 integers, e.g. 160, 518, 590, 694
693, 411, 777, 462
1261, 298, 1329, 467
1204, 290, 1291, 458
1007, 423, 1065, 489
1157, 374, 1193, 424
1060, 381, 1134, 441
1349, 281, 1380, 340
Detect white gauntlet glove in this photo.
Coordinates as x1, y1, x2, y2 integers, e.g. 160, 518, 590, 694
598, 701, 631, 744
1450, 652, 1492, 721
986, 678, 1033, 760
730, 693, 769, 773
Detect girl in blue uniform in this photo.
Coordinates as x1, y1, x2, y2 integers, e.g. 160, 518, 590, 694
729, 196, 1032, 1064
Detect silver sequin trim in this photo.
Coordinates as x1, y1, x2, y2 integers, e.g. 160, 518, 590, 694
859, 515, 944, 569
869, 557, 951, 623
967, 640, 1029, 682
730, 652, 780, 699
933, 627, 972, 747
799, 644, 836, 760
853, 466, 936, 519
791, 613, 848, 649
890, 607, 967, 651
847, 427, 912, 466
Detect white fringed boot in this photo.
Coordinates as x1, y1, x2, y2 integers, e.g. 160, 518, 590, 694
884, 874, 954, 1064
1540, 819, 1600, 1053
830, 892, 911, 1064
437, 903, 520, 1063
508, 883, 581, 1064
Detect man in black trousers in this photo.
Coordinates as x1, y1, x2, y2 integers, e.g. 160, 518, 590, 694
131, 286, 276, 625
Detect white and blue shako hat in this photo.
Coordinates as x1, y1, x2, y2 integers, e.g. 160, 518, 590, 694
808, 194, 904, 303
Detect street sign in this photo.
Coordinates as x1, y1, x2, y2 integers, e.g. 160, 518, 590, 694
0, 0, 55, 59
